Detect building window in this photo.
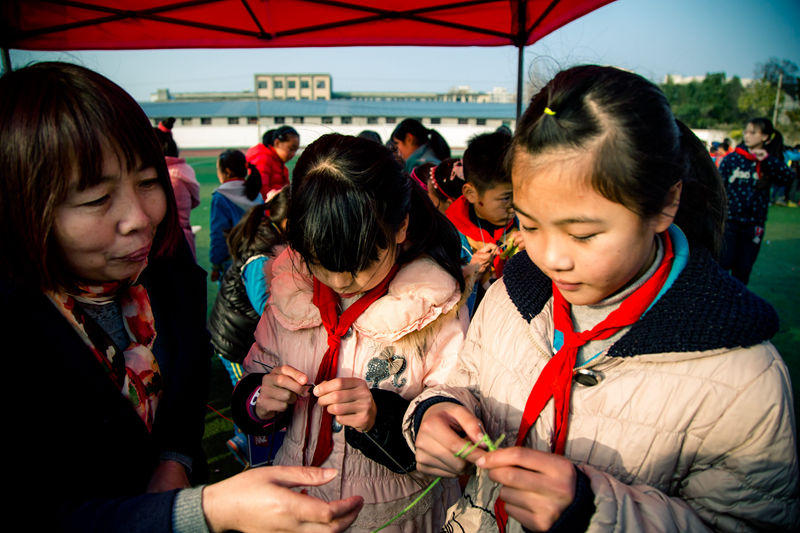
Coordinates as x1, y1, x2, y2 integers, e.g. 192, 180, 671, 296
367, 117, 378, 125
247, 117, 258, 125
288, 80, 296, 89
201, 117, 211, 125
317, 80, 326, 89
476, 118, 486, 126
458, 118, 469, 125
385, 117, 396, 124
341, 116, 352, 124
274, 117, 285, 124
257, 81, 267, 89
228, 117, 240, 125
430, 117, 441, 125
300, 80, 310, 89
293, 116, 304, 124
181, 118, 192, 125
274, 80, 283, 89
317, 96, 326, 100
322, 117, 333, 124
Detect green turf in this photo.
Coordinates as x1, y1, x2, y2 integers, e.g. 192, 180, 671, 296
189, 154, 800, 480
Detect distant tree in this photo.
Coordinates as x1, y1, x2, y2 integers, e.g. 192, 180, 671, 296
755, 57, 799, 99
661, 73, 746, 128
738, 79, 778, 118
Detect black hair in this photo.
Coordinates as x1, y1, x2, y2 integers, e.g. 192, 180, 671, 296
160, 117, 176, 130
429, 158, 465, 202
391, 118, 451, 162
227, 186, 289, 263
153, 127, 178, 157
748, 117, 785, 161
509, 65, 727, 257
358, 130, 383, 144
262, 125, 299, 147
218, 149, 261, 201
0, 61, 180, 290
463, 130, 512, 192
288, 133, 464, 290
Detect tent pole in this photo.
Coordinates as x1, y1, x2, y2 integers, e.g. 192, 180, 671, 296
516, 43, 523, 120
1, 48, 11, 74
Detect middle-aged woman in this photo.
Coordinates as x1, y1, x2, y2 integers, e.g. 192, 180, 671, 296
0, 61, 361, 533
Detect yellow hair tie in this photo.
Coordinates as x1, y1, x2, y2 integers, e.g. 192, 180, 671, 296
544, 107, 556, 116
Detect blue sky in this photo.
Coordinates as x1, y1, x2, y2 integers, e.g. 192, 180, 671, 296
9, 0, 800, 102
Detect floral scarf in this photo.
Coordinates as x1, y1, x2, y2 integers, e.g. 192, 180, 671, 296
47, 277, 162, 431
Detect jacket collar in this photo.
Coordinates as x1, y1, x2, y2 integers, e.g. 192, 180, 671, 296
503, 247, 778, 356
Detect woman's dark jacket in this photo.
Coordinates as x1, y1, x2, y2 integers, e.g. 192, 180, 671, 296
2, 241, 212, 533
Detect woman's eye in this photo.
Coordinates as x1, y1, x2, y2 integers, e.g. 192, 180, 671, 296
139, 178, 160, 189
81, 195, 110, 207
571, 233, 596, 241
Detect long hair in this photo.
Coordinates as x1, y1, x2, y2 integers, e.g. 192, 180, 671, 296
391, 118, 451, 162
288, 133, 464, 289
262, 125, 299, 147
0, 61, 181, 290
227, 187, 290, 263
509, 65, 727, 257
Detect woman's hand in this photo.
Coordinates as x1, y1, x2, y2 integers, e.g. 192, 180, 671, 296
203, 466, 363, 533
146, 459, 190, 493
314, 378, 376, 432
415, 402, 487, 477
476, 448, 576, 531
255, 365, 311, 420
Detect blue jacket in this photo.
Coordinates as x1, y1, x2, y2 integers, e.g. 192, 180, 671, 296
209, 181, 263, 267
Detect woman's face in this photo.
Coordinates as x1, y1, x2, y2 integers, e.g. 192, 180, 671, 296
274, 134, 300, 163
53, 148, 166, 284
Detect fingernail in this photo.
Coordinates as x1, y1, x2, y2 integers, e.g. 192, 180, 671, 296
476, 457, 485, 468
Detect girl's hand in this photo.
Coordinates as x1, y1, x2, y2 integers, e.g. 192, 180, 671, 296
509, 230, 526, 251
475, 448, 576, 532
203, 466, 364, 533
415, 402, 487, 477
314, 378, 377, 432
255, 365, 311, 420
471, 243, 499, 273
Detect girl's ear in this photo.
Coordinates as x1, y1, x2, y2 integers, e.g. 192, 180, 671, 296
462, 182, 479, 204
395, 214, 410, 244
654, 181, 683, 233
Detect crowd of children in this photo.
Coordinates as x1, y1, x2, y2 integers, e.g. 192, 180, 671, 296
6, 60, 798, 533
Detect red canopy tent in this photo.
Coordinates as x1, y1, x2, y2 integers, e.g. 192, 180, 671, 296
2, 0, 615, 117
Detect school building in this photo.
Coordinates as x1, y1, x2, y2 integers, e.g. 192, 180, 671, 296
140, 99, 517, 151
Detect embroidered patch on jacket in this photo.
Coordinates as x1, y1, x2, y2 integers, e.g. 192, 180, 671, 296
365, 346, 407, 388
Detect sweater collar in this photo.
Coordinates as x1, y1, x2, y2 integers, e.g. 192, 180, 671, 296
503, 234, 778, 356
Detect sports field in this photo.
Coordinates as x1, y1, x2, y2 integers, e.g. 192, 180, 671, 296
186, 155, 800, 481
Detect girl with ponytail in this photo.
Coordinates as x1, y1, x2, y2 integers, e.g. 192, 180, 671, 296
718, 117, 794, 284
231, 134, 470, 532
391, 118, 452, 173
209, 149, 263, 281
408, 65, 798, 532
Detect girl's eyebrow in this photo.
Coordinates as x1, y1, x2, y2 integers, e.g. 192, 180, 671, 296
512, 203, 602, 226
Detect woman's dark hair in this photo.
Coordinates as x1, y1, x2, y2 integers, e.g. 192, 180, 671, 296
391, 118, 451, 162
748, 117, 785, 161
218, 149, 261, 201
358, 130, 383, 144
0, 61, 181, 290
153, 127, 178, 157
508, 65, 727, 257
288, 133, 464, 290
262, 125, 299, 147
227, 186, 289, 263
429, 158, 466, 202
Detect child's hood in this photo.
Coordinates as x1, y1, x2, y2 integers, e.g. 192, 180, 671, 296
214, 180, 262, 211
267, 247, 462, 343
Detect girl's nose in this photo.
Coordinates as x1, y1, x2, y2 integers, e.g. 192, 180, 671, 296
541, 236, 572, 272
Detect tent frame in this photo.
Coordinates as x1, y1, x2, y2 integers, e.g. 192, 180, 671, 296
2, 0, 576, 117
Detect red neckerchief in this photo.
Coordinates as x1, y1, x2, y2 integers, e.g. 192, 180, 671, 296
734, 147, 763, 179
445, 196, 514, 245
495, 232, 675, 532
303, 263, 401, 467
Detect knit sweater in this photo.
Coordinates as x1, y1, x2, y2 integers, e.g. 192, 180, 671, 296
719, 149, 794, 225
